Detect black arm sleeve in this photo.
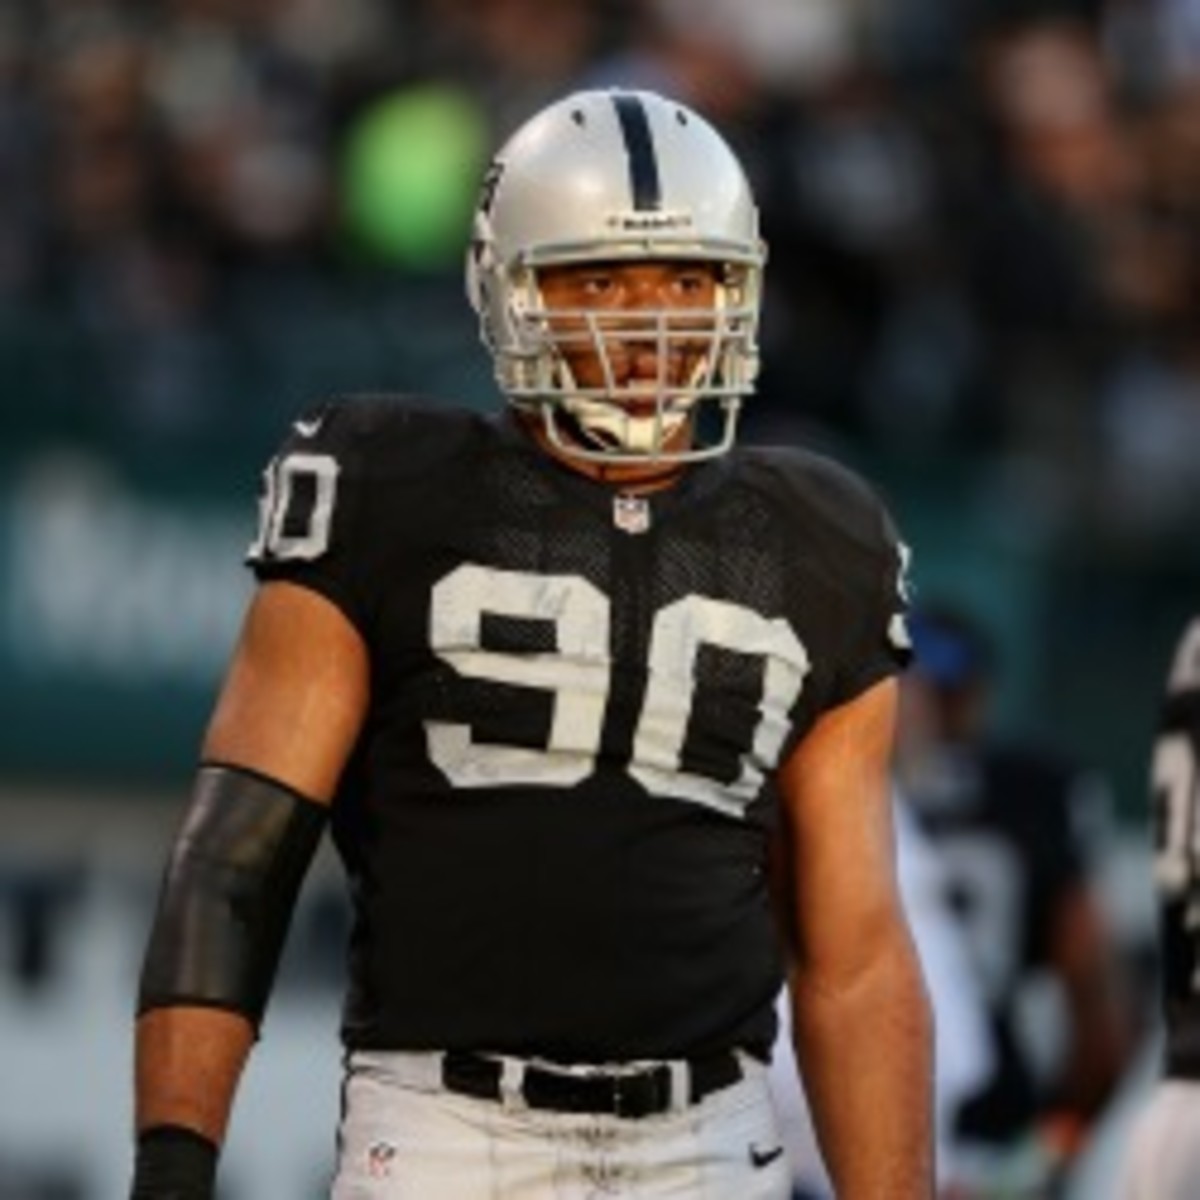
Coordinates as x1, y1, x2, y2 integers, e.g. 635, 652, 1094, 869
137, 764, 327, 1026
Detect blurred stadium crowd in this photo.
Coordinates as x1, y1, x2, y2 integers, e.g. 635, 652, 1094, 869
2, 0, 1198, 539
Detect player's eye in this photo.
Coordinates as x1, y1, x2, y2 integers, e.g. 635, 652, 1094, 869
578, 272, 617, 298
671, 271, 714, 297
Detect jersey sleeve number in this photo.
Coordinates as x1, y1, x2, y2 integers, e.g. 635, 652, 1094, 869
247, 453, 340, 562
1153, 732, 1200, 897
425, 564, 809, 816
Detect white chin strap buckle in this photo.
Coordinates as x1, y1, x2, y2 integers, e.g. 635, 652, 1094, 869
564, 397, 690, 455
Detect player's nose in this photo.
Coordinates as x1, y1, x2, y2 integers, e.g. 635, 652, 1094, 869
627, 346, 661, 379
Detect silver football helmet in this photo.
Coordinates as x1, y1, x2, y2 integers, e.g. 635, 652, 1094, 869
466, 89, 766, 463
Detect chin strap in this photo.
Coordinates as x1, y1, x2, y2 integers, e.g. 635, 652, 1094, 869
561, 395, 690, 455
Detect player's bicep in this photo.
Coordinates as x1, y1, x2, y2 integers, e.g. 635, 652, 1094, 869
775, 676, 904, 982
203, 580, 369, 803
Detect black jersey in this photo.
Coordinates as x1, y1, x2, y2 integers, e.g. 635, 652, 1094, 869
905, 741, 1108, 1141
1152, 616, 1200, 1081
247, 395, 909, 1063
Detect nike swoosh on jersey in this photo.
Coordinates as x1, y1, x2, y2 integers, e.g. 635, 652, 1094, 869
749, 1144, 784, 1168
293, 416, 324, 437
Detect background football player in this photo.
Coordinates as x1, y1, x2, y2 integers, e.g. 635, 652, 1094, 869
895, 602, 1133, 1197
130, 89, 933, 1200
1113, 615, 1200, 1200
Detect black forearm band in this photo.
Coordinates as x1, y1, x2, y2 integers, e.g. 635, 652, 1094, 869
137, 763, 327, 1025
130, 1125, 217, 1199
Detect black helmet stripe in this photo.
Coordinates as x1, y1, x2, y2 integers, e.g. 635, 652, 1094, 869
612, 92, 662, 211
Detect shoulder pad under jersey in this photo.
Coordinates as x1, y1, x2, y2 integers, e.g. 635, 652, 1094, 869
245, 394, 485, 631
738, 444, 904, 557
278, 393, 481, 481
735, 443, 914, 679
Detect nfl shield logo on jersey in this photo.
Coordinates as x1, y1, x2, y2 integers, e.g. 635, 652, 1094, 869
367, 1141, 397, 1179
613, 493, 651, 534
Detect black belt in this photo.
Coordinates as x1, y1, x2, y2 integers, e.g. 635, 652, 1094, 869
441, 1049, 743, 1119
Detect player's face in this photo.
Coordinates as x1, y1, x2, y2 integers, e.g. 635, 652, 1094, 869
537, 260, 721, 404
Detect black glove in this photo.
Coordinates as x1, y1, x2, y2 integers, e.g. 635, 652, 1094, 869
130, 1126, 217, 1200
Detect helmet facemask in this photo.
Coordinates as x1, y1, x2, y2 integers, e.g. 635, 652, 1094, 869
498, 257, 760, 464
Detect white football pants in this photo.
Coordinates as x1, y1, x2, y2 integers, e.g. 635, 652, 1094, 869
1112, 1080, 1200, 1200
331, 1050, 791, 1199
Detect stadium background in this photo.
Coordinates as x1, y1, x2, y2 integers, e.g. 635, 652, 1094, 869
0, 0, 1196, 1195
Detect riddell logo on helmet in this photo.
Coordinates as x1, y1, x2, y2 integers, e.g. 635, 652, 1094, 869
608, 211, 693, 231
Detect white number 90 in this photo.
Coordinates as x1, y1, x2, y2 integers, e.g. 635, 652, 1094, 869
425, 564, 810, 817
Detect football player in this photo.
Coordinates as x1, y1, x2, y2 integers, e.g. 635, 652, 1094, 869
1114, 616, 1200, 1200
895, 603, 1132, 1196
130, 89, 933, 1200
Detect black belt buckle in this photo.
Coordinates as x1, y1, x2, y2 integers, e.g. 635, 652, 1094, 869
520, 1062, 674, 1118
611, 1064, 671, 1119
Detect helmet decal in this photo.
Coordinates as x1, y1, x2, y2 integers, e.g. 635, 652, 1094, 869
611, 92, 662, 212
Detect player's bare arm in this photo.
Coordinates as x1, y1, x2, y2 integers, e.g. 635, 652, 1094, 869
201, 581, 369, 799
777, 675, 935, 1199
133, 583, 368, 1178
